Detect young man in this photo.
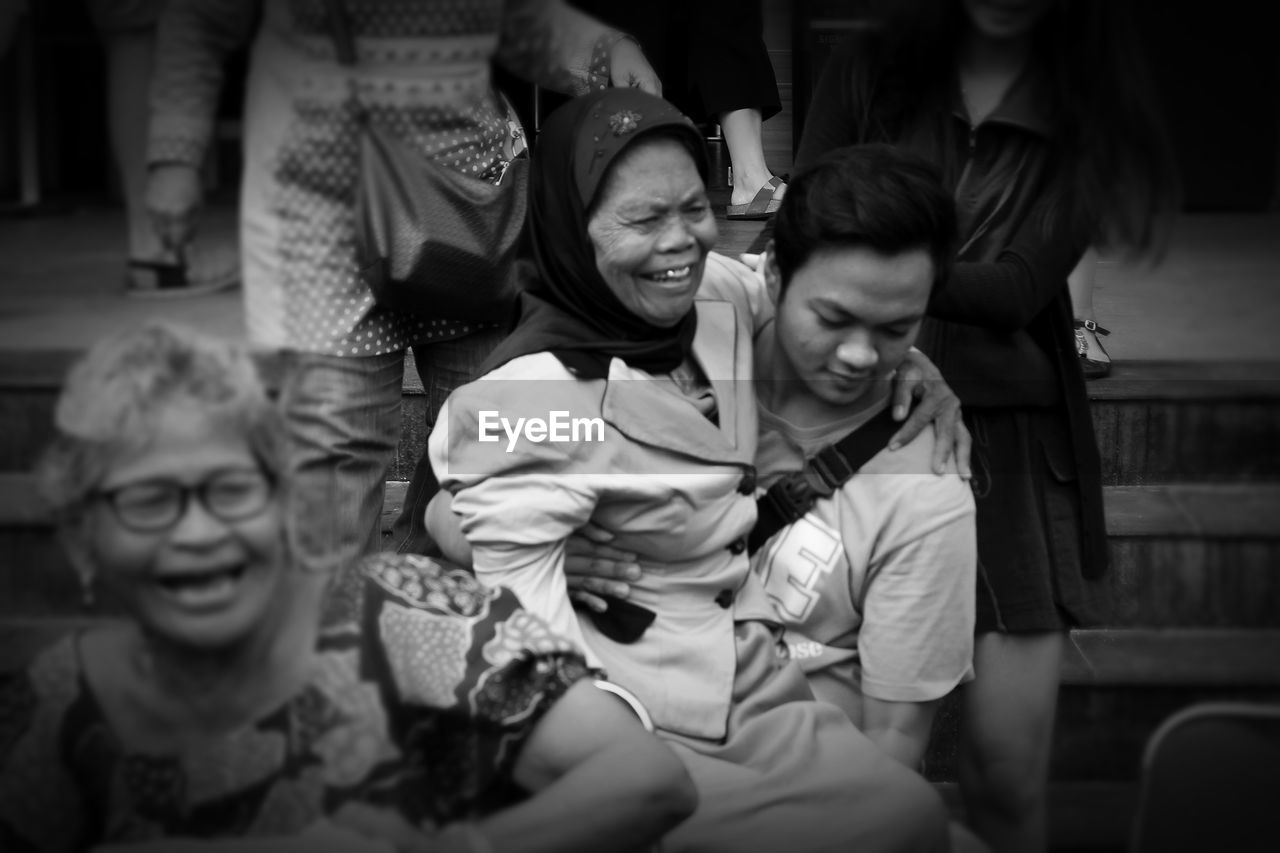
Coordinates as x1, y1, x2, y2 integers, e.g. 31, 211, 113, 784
751, 144, 975, 769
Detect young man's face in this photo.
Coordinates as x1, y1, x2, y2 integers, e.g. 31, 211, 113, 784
769, 245, 934, 408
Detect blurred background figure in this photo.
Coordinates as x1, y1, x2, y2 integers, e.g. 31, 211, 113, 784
1, 320, 695, 851
89, 0, 239, 296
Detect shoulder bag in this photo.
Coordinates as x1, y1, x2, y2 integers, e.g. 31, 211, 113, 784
325, 0, 528, 322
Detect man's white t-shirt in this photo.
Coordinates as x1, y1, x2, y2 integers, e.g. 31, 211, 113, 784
753, 395, 977, 720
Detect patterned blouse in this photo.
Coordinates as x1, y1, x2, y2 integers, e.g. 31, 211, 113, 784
0, 554, 590, 851
148, 0, 621, 354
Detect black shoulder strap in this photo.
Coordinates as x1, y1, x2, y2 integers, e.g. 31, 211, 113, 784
747, 405, 900, 555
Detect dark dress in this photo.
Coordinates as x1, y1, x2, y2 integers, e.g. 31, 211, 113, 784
797, 34, 1109, 633
0, 554, 589, 851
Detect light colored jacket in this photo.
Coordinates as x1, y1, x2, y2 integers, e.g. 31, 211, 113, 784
430, 254, 778, 740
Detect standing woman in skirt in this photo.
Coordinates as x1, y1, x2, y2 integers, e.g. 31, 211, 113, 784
795, 1, 1180, 851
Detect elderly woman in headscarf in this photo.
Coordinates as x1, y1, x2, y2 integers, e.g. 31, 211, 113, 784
428, 88, 954, 852
0, 322, 694, 852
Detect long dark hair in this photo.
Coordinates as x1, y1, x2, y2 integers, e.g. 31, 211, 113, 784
869, 0, 1180, 260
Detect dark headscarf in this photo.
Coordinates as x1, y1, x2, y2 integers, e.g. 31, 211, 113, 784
481, 88, 711, 379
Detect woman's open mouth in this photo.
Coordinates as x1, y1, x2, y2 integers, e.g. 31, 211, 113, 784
640, 265, 693, 284
154, 565, 247, 610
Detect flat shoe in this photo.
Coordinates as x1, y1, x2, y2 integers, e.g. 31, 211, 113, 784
726, 180, 782, 220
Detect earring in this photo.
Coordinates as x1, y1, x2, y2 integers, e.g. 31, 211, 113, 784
79, 572, 96, 609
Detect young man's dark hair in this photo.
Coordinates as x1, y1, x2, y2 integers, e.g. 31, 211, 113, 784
771, 143, 957, 297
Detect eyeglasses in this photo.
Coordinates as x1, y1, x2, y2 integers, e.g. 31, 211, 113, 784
93, 469, 275, 533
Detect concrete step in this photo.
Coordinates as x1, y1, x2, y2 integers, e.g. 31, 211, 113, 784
1089, 361, 1280, 484
1103, 483, 1280, 628
1059, 629, 1280, 686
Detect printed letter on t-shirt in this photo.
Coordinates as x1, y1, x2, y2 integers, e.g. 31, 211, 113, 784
759, 517, 842, 623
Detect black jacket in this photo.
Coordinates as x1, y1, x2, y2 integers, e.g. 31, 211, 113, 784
796, 33, 1108, 578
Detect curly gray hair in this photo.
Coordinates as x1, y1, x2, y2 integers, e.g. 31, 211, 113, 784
35, 322, 287, 517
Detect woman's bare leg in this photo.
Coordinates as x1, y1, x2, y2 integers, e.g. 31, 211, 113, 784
1067, 248, 1098, 322
959, 631, 1063, 853
720, 108, 783, 207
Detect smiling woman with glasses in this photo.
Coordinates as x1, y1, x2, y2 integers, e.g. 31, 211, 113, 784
0, 322, 695, 852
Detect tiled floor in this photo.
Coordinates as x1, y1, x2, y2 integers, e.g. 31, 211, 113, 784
2, 195, 1278, 367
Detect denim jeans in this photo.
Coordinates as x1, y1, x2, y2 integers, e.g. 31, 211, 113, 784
277, 328, 504, 623
278, 350, 402, 579
391, 328, 507, 555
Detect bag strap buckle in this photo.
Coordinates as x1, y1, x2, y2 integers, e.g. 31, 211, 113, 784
805, 445, 854, 497
761, 471, 820, 528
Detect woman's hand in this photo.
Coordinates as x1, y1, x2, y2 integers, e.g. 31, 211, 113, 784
608, 36, 662, 95
564, 523, 640, 613
890, 350, 972, 479
146, 163, 204, 253
424, 492, 646, 611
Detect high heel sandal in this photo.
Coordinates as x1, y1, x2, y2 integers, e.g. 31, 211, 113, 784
1074, 318, 1112, 379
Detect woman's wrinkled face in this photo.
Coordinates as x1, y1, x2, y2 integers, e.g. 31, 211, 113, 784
78, 406, 285, 651
962, 0, 1053, 40
586, 137, 718, 327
